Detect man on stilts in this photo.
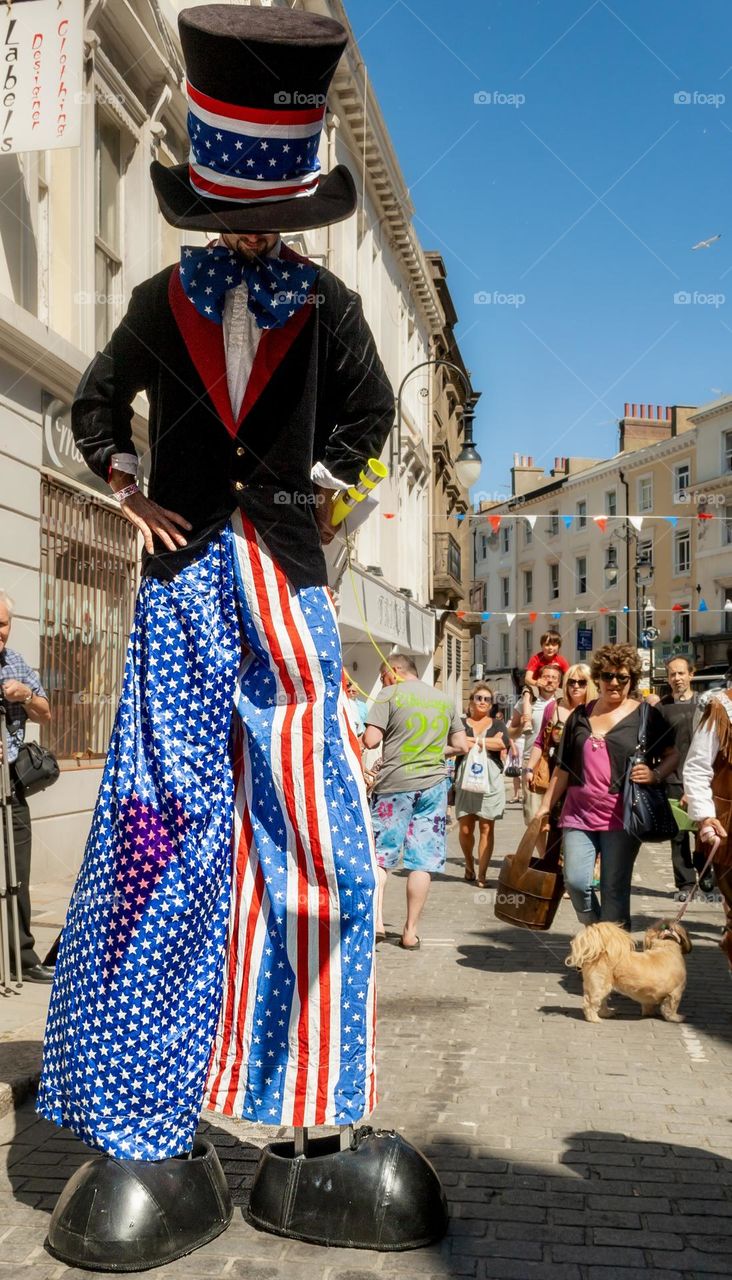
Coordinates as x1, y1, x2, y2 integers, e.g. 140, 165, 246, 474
36, 8, 435, 1266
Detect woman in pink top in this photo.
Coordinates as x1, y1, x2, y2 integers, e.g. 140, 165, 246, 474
537, 645, 677, 929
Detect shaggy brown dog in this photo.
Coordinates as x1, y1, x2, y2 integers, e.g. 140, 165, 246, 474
566, 920, 691, 1023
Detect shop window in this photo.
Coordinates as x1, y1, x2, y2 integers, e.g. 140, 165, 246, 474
39, 476, 138, 758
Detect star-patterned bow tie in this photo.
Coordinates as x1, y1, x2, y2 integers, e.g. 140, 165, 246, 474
179, 245, 318, 329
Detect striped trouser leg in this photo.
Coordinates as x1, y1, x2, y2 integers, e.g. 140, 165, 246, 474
204, 511, 377, 1126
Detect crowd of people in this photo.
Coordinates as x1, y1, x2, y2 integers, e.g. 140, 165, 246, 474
347, 637, 732, 965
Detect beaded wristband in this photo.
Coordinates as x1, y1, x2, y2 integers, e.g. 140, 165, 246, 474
113, 483, 139, 504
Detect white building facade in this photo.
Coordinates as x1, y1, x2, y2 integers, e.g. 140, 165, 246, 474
0, 0, 436, 877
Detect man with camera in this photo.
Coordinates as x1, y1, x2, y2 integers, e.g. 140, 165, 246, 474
0, 590, 52, 982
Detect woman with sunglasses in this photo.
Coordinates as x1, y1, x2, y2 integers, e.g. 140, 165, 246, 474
527, 663, 595, 857
454, 684, 511, 885
538, 644, 677, 929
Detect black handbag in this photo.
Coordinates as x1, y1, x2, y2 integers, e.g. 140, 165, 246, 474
622, 702, 676, 843
13, 740, 60, 796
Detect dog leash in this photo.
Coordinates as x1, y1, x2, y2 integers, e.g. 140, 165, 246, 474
672, 831, 720, 924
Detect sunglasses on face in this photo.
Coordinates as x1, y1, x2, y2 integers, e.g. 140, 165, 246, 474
599, 672, 631, 685
567, 678, 588, 687
472, 695, 491, 702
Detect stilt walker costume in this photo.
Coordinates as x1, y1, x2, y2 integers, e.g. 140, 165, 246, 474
38, 6, 394, 1163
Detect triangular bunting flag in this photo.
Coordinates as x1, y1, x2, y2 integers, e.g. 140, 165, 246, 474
551, 612, 562, 620
383, 512, 395, 519
622, 605, 630, 613
665, 516, 679, 528
599, 607, 608, 614
593, 516, 607, 532
529, 611, 538, 622
725, 601, 732, 612
505, 613, 516, 626
563, 515, 573, 528
456, 611, 466, 619
481, 612, 491, 621
628, 516, 644, 531
525, 515, 537, 530
698, 599, 708, 612
698, 511, 713, 521
489, 515, 502, 533
672, 603, 683, 612
456, 513, 465, 523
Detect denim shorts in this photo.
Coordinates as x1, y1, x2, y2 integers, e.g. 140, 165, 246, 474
370, 780, 449, 873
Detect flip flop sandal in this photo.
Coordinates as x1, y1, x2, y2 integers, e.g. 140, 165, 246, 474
399, 937, 421, 951
464, 870, 477, 882
375, 931, 386, 944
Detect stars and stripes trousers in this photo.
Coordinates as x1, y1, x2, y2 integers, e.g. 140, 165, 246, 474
37, 512, 377, 1160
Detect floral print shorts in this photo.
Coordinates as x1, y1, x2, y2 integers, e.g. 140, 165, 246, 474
370, 779, 449, 873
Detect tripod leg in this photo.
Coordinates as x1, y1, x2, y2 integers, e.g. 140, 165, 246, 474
0, 709, 23, 991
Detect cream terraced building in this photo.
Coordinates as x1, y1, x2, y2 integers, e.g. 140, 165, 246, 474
472, 404, 707, 704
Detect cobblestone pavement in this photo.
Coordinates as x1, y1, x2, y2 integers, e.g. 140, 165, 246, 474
2, 803, 732, 1278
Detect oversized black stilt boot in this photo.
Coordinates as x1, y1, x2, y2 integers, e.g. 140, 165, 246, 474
248, 1125, 448, 1250
46, 1138, 232, 1272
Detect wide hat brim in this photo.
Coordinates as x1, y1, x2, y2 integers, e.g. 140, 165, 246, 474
151, 160, 356, 232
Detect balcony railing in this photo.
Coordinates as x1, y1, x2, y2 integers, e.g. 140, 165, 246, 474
433, 532, 463, 600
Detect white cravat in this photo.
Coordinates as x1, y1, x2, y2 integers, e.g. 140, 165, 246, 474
219, 236, 345, 492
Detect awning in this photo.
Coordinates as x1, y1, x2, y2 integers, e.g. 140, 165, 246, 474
336, 564, 435, 656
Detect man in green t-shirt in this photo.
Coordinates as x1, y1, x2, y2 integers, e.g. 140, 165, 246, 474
363, 654, 469, 950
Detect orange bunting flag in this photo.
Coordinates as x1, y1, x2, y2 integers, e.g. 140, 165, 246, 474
529, 611, 538, 622
697, 512, 713, 521
456, 611, 466, 619
488, 515, 502, 533
383, 512, 396, 519
593, 516, 607, 532
599, 607, 608, 614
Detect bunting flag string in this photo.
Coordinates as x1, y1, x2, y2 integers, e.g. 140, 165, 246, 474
450, 603, 732, 622
413, 511, 729, 524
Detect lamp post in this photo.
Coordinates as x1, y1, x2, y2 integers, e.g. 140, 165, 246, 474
394, 359, 482, 489
603, 525, 654, 649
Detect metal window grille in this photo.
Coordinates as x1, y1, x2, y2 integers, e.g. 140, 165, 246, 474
40, 476, 138, 758
455, 636, 462, 680
446, 632, 453, 679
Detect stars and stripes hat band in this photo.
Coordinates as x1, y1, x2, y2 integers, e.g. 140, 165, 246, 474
186, 80, 325, 205
150, 6, 357, 233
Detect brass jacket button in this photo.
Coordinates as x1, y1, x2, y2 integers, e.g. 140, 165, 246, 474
236, 446, 245, 457
233, 480, 245, 492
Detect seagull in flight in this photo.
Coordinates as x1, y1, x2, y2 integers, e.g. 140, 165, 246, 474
692, 233, 721, 250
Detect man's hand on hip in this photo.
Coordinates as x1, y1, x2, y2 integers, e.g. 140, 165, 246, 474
116, 491, 193, 555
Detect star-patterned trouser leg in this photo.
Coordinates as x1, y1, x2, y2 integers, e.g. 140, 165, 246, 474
37, 513, 377, 1159
204, 511, 377, 1128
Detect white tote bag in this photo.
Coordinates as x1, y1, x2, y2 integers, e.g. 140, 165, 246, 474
460, 736, 493, 794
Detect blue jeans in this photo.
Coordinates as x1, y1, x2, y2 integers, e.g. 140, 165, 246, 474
562, 828, 642, 930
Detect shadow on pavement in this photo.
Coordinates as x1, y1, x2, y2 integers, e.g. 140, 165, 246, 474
6, 1109, 732, 1277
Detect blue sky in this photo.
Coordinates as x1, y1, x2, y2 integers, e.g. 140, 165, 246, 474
344, 0, 732, 498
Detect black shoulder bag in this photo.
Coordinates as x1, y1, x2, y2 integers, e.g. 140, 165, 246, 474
13, 740, 60, 796
622, 701, 676, 843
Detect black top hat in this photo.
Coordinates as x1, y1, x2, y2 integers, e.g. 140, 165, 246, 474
151, 5, 356, 232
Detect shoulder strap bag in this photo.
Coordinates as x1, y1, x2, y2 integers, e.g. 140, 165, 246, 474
622, 701, 677, 843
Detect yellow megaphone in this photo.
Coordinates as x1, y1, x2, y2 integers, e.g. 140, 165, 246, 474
331, 457, 389, 527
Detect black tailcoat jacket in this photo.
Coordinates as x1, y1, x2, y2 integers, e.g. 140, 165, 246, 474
71, 249, 394, 588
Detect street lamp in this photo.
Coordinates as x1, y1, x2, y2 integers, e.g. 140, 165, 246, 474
603, 526, 654, 647
394, 359, 482, 489
454, 399, 483, 488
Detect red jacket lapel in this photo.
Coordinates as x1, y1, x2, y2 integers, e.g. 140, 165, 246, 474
168, 267, 236, 438
169, 246, 316, 436
235, 301, 313, 428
